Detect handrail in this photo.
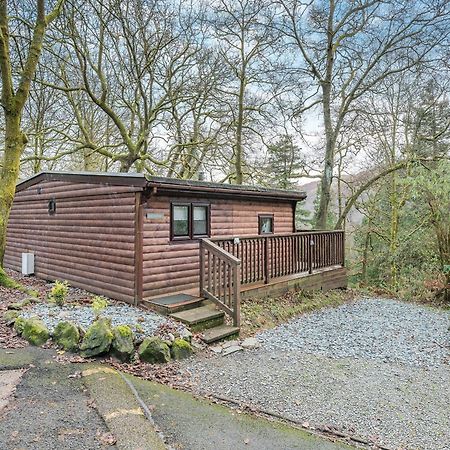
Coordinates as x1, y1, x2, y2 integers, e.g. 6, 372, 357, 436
212, 230, 345, 285
199, 239, 241, 327
210, 229, 344, 242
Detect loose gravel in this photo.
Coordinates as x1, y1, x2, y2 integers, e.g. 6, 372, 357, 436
20, 303, 187, 340
183, 298, 450, 450
258, 298, 450, 368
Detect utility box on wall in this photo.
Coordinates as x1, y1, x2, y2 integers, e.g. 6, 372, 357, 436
21, 253, 35, 276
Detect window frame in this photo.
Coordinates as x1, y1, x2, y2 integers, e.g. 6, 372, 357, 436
170, 202, 210, 241
258, 214, 274, 235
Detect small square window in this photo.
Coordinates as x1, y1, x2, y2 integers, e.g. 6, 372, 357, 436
193, 205, 208, 236
259, 215, 273, 234
172, 205, 189, 237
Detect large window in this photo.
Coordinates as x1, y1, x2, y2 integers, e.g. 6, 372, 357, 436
258, 214, 274, 235
171, 203, 210, 240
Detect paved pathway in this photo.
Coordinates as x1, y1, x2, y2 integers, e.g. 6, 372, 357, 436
0, 347, 352, 450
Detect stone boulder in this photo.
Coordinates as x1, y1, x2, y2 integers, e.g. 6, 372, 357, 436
138, 337, 171, 364
3, 310, 20, 326
80, 318, 113, 358
53, 321, 80, 352
170, 338, 193, 360
111, 325, 135, 362
22, 318, 50, 346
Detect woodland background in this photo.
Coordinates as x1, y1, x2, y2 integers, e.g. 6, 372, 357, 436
0, 0, 449, 300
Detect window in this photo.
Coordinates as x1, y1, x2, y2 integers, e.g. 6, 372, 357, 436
172, 205, 189, 237
171, 203, 210, 240
48, 198, 56, 215
259, 214, 273, 234
193, 205, 208, 235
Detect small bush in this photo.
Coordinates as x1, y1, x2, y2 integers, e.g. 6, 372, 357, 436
92, 296, 109, 317
49, 280, 69, 307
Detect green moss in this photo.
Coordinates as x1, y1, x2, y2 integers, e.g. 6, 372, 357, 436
13, 316, 26, 334
53, 321, 80, 352
0, 267, 21, 289
138, 337, 171, 364
112, 325, 134, 362
170, 338, 193, 360
3, 310, 19, 324
80, 318, 113, 358
22, 318, 50, 346
116, 324, 133, 338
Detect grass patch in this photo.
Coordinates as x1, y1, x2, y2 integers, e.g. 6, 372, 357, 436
240, 289, 357, 337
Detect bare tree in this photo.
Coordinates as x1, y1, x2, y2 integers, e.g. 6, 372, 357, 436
0, 0, 65, 284
277, 0, 450, 228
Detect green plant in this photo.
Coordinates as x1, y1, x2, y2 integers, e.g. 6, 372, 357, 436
91, 296, 109, 317
49, 280, 69, 307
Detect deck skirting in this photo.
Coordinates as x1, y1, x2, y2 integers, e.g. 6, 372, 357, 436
240, 266, 347, 300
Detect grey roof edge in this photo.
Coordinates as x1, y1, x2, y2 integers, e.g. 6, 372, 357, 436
15, 171, 307, 201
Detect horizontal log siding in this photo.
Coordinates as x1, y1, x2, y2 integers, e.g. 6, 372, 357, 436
4, 180, 140, 303
142, 195, 294, 299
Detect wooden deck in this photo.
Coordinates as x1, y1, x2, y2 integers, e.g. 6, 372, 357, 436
199, 230, 346, 327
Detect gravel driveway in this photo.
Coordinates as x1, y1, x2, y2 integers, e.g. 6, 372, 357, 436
183, 298, 450, 450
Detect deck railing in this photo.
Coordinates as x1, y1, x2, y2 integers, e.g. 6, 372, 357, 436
199, 238, 241, 327
210, 230, 345, 286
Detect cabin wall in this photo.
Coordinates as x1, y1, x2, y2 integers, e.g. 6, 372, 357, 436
142, 195, 295, 299
4, 180, 140, 303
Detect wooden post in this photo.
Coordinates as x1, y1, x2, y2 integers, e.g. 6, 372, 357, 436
264, 236, 270, 284
341, 231, 345, 267
199, 240, 204, 296
308, 236, 314, 274
233, 262, 241, 328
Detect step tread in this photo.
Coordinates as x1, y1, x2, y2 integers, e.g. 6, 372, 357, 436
170, 305, 224, 325
142, 296, 205, 314
202, 325, 241, 344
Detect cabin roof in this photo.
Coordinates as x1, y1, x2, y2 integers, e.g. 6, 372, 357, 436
16, 171, 307, 201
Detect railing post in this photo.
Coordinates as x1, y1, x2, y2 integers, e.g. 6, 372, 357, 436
233, 262, 241, 328
264, 236, 270, 284
308, 236, 314, 274
341, 231, 345, 267
199, 239, 204, 296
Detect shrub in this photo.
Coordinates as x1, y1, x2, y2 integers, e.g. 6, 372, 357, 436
91, 296, 109, 318
49, 280, 69, 307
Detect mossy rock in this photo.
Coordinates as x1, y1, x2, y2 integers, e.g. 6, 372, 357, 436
7, 298, 31, 311
53, 321, 80, 352
111, 325, 134, 362
138, 337, 171, 364
22, 318, 50, 346
3, 310, 20, 325
170, 338, 193, 360
80, 318, 113, 358
13, 316, 26, 334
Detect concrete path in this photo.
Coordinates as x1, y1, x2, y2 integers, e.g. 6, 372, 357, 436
0, 347, 353, 450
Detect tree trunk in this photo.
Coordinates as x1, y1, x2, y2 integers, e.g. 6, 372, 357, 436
0, 114, 27, 266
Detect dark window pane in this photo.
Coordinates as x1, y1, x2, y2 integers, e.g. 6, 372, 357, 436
259, 216, 273, 234
173, 205, 189, 236
193, 206, 207, 235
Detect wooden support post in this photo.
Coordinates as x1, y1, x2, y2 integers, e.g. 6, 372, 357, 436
233, 262, 241, 328
199, 240, 204, 296
308, 237, 314, 274
264, 236, 270, 284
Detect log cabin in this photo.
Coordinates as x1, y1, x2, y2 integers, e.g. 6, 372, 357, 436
5, 172, 347, 341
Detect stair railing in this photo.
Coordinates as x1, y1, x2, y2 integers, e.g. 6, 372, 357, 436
199, 238, 241, 328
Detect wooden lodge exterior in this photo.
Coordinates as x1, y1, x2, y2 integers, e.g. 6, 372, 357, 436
5, 172, 346, 328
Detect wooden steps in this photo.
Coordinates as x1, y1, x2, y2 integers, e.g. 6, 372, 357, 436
202, 325, 240, 344
170, 305, 225, 332
143, 293, 240, 343
141, 294, 204, 315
